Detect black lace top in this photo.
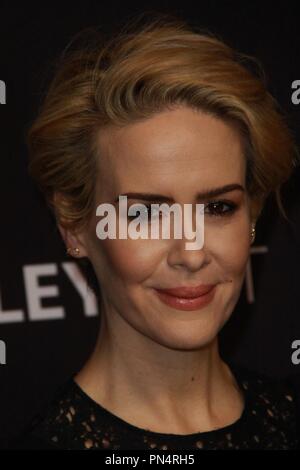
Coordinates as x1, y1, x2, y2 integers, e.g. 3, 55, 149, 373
11, 362, 300, 450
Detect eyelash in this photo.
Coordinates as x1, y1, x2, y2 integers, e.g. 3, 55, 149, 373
205, 200, 238, 217
127, 200, 238, 220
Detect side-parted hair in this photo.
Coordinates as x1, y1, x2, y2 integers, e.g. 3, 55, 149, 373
26, 12, 299, 297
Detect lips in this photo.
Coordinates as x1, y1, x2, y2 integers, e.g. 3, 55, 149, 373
154, 284, 216, 311
155, 284, 215, 299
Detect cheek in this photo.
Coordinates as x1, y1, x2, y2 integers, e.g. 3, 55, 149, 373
91, 236, 163, 284
207, 217, 251, 276
224, 239, 250, 282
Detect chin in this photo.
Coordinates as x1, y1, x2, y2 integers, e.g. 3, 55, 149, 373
150, 324, 220, 351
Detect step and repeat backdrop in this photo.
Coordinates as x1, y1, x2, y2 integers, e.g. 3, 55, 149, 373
1, 2, 300, 440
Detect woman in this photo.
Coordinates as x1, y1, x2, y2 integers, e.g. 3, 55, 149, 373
12, 14, 300, 450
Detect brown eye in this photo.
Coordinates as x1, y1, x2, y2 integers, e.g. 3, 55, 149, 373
205, 201, 237, 217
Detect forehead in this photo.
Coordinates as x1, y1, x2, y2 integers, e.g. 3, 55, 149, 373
94, 106, 246, 199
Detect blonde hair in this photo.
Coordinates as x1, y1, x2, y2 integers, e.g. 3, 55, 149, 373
26, 13, 299, 294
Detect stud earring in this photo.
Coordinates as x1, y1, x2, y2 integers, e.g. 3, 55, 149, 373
66, 247, 80, 256
250, 224, 256, 245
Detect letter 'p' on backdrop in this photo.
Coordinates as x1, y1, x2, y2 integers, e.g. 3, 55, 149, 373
0, 2, 300, 440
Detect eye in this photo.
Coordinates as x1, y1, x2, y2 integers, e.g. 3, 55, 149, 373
205, 200, 237, 217
127, 203, 162, 221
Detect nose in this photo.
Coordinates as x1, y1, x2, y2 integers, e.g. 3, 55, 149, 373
166, 227, 210, 272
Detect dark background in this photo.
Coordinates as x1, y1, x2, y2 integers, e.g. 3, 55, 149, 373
1, 1, 300, 441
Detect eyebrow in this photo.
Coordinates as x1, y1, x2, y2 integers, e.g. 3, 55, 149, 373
114, 183, 245, 203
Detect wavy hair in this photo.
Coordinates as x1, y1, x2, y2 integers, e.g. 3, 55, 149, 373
26, 12, 299, 297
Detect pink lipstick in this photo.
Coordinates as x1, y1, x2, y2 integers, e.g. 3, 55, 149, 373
154, 284, 216, 311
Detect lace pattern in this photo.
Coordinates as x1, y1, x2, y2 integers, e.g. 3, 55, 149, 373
28, 363, 299, 450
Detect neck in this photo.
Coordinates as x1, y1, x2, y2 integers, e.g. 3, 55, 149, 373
75, 301, 244, 434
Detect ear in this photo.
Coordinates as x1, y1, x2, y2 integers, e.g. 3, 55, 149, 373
249, 197, 262, 223
57, 223, 89, 258
53, 191, 89, 258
